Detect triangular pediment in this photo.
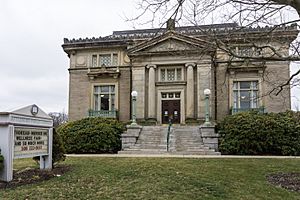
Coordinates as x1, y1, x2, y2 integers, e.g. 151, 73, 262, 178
0, 104, 51, 119
127, 31, 213, 56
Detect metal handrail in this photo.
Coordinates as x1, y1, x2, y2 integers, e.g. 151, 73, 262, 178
88, 109, 118, 118
231, 106, 265, 114
167, 118, 172, 152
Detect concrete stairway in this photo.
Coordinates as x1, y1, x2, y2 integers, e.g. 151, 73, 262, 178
119, 125, 220, 155
171, 126, 220, 155
119, 126, 168, 154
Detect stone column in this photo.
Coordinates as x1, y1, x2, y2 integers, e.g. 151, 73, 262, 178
147, 65, 156, 119
186, 63, 195, 119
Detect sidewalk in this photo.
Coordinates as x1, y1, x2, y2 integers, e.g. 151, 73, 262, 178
66, 154, 300, 159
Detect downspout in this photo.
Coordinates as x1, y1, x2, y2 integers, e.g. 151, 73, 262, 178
129, 56, 133, 121
212, 53, 218, 121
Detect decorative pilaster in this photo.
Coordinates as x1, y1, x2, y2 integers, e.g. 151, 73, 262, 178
185, 63, 195, 118
147, 65, 157, 119
197, 63, 212, 119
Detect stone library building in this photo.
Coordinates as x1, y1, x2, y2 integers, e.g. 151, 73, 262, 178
62, 21, 298, 125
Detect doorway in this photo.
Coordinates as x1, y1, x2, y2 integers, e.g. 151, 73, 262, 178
162, 100, 180, 124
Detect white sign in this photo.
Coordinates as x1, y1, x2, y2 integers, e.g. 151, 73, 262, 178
14, 127, 49, 158
0, 104, 53, 182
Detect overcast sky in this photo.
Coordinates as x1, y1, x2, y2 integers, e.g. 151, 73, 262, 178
0, 0, 137, 113
0, 0, 299, 113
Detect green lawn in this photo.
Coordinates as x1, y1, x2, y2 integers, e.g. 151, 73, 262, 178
1, 157, 300, 199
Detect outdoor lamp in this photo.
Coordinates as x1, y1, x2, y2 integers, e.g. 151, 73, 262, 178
131, 91, 138, 126
204, 88, 211, 126
131, 91, 138, 97
204, 88, 211, 96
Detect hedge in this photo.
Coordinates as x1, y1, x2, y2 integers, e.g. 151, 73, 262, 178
218, 111, 300, 156
52, 128, 66, 165
57, 117, 125, 154
0, 149, 3, 171
33, 128, 66, 167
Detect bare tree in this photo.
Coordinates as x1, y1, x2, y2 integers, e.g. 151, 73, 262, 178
129, 0, 300, 95
48, 111, 68, 128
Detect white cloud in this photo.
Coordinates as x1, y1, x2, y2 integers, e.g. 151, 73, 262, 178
0, 0, 299, 113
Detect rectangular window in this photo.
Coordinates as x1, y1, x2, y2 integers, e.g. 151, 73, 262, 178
92, 55, 98, 67
94, 85, 115, 111
167, 69, 175, 81
233, 81, 258, 109
99, 54, 111, 67
160, 68, 183, 81
91, 53, 118, 67
112, 54, 118, 66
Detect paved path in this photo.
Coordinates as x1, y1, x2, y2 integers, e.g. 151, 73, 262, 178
67, 154, 300, 159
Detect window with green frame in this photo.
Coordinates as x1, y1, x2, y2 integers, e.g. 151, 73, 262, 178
93, 85, 115, 111
233, 81, 259, 109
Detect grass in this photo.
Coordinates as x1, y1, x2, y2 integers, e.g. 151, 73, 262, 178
1, 157, 300, 199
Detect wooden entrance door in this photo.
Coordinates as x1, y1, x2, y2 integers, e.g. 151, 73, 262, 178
162, 100, 180, 124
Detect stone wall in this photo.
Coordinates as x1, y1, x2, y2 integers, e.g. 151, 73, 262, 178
69, 69, 90, 121
118, 68, 131, 122
263, 61, 291, 112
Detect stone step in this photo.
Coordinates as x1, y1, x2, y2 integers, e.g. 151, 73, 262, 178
139, 136, 166, 138
122, 149, 167, 152
118, 151, 168, 155
175, 143, 206, 148
121, 125, 220, 156
176, 143, 205, 145
132, 144, 167, 148
170, 151, 221, 155
176, 139, 202, 142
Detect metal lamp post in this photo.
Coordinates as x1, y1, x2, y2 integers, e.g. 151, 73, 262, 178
204, 89, 211, 126
131, 91, 138, 126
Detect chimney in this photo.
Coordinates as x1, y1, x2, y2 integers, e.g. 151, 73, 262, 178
167, 18, 175, 31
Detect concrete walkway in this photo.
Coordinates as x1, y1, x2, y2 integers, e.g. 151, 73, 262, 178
66, 154, 300, 159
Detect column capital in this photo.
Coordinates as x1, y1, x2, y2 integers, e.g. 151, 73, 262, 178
185, 63, 196, 68
146, 64, 157, 69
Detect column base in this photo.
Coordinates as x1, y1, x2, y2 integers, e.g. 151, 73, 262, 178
200, 125, 219, 151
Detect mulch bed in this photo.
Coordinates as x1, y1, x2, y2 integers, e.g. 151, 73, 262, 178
267, 172, 300, 192
0, 165, 71, 189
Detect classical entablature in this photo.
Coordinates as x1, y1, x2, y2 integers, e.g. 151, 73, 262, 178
127, 31, 215, 57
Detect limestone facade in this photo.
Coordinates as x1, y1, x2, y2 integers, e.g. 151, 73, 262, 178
62, 23, 298, 123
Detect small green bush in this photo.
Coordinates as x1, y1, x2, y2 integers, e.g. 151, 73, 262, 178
0, 149, 3, 171
57, 117, 125, 154
218, 111, 300, 156
52, 128, 66, 165
33, 128, 66, 167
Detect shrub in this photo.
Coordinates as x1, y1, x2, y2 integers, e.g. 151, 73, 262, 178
52, 128, 66, 165
218, 111, 300, 156
57, 117, 125, 154
33, 128, 66, 167
0, 149, 3, 171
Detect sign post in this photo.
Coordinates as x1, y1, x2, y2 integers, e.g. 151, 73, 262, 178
0, 105, 53, 182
